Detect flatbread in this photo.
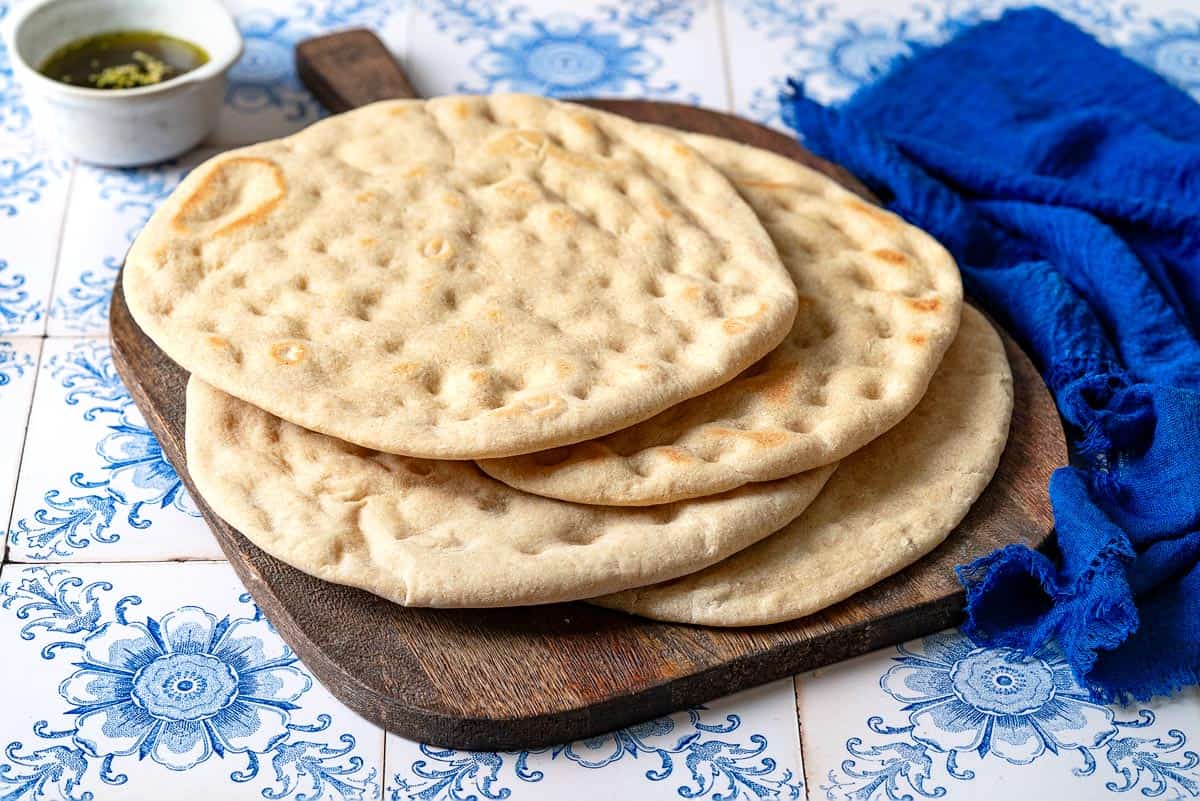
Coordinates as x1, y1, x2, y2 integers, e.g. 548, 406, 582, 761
126, 95, 798, 459
594, 306, 1010, 626
480, 132, 961, 504
185, 376, 835, 607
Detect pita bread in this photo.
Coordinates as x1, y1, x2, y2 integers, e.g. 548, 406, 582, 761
480, 132, 960, 503
126, 96, 797, 459
595, 306, 1010, 625
185, 376, 835, 608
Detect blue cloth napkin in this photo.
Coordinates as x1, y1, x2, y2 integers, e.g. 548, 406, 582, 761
779, 7, 1200, 703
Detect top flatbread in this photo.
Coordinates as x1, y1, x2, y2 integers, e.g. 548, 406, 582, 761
124, 95, 797, 459
479, 133, 961, 504
595, 306, 1012, 625
184, 376, 834, 608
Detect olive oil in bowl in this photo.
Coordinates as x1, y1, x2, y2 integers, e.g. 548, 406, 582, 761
39, 30, 209, 90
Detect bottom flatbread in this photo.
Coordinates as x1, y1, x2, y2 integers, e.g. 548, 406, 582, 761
594, 305, 1012, 626
185, 380, 834, 608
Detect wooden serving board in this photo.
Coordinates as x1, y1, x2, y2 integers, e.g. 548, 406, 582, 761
108, 30, 1066, 750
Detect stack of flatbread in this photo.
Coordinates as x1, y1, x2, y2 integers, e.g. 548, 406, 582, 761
124, 95, 1012, 626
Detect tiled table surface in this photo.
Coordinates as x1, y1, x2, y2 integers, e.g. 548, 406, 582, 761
1, 1, 1199, 799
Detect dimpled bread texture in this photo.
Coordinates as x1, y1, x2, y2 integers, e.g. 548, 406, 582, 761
124, 95, 798, 459
184, 376, 836, 607
479, 133, 962, 504
594, 306, 1011, 626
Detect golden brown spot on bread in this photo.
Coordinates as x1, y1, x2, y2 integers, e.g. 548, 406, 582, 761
707, 427, 788, 448
172, 157, 286, 237
497, 179, 539, 203
634, 362, 653, 371
495, 394, 567, 419
671, 143, 692, 158
907, 297, 942, 312
421, 237, 455, 261
872, 248, 910, 265
359, 236, 377, 247
206, 335, 228, 349
737, 361, 799, 407
555, 360, 573, 378
845, 198, 899, 229
490, 130, 547, 159
388, 105, 413, 116
570, 114, 595, 133
660, 447, 693, 464
393, 361, 423, 377
723, 319, 747, 335
907, 333, 928, 346
652, 200, 674, 220
469, 370, 489, 385
751, 363, 800, 406
739, 301, 770, 323
404, 165, 428, 179
441, 191, 463, 208
270, 341, 307, 365
547, 147, 601, 171
354, 191, 374, 204
547, 208, 576, 226
452, 99, 470, 119
682, 285, 702, 302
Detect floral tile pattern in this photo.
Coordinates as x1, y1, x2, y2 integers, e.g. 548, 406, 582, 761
0, 336, 39, 560
48, 152, 209, 338
212, 0, 410, 145
0, 561, 384, 800
725, 0, 1200, 129
797, 631, 1200, 801
385, 679, 805, 801
1, 0, 1199, 798
407, 0, 728, 107
6, 338, 219, 562
0, 143, 71, 337
0, 0, 36, 149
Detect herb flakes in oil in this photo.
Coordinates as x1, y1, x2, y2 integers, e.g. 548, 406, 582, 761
39, 30, 209, 90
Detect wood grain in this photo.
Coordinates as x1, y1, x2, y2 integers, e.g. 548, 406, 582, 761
106, 29, 1066, 750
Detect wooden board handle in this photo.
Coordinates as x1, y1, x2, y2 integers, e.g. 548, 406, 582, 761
295, 29, 420, 111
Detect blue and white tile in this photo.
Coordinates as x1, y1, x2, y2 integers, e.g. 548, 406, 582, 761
6, 337, 220, 562
408, 0, 729, 108
0, 561, 385, 801
724, 0, 1200, 132
723, 0, 941, 129
0, 336, 39, 556
385, 677, 805, 800
1119, 8, 1200, 98
214, 0, 410, 145
48, 150, 209, 337
0, 0, 36, 148
0, 139, 72, 336
796, 629, 1200, 800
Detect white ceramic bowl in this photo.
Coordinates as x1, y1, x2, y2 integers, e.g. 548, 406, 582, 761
4, 0, 243, 166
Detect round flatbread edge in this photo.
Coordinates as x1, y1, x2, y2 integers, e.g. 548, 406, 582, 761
184, 376, 836, 608
593, 305, 1011, 626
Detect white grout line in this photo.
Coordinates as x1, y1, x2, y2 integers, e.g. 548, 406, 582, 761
714, 0, 738, 113
793, 673, 814, 800
40, 158, 79, 339
378, 728, 389, 801
1, 337, 45, 567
